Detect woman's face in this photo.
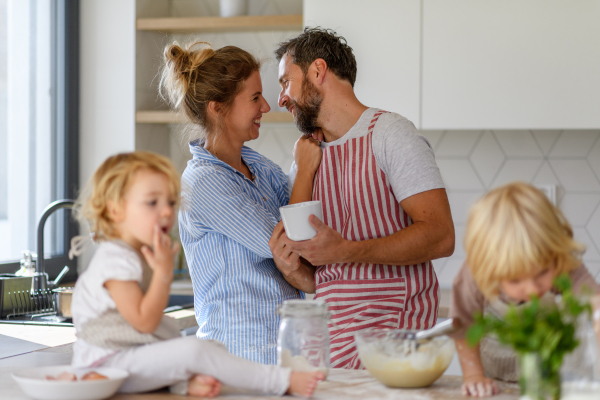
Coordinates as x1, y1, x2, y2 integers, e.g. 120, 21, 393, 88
222, 70, 271, 144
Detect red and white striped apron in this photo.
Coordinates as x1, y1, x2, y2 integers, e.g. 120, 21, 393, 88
313, 110, 439, 369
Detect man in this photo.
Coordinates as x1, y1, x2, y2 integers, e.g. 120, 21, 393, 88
268, 28, 455, 369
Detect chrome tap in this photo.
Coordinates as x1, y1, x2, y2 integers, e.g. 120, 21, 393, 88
34, 199, 75, 291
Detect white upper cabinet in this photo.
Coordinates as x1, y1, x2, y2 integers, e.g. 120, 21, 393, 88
421, 0, 600, 130
304, 0, 421, 127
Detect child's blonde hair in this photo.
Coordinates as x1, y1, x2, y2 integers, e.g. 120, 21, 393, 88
464, 181, 585, 299
77, 151, 180, 242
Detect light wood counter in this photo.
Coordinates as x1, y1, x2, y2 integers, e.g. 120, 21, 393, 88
1, 355, 518, 400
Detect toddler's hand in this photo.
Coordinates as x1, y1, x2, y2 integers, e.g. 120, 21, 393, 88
462, 375, 499, 397
141, 225, 180, 279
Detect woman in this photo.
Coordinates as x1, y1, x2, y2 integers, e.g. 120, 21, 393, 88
160, 41, 321, 364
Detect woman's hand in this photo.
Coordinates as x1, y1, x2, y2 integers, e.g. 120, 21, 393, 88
293, 134, 322, 175
461, 375, 499, 397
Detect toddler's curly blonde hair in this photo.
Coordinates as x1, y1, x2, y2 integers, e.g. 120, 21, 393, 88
76, 151, 180, 242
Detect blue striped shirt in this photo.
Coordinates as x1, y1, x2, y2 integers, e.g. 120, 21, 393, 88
179, 140, 302, 364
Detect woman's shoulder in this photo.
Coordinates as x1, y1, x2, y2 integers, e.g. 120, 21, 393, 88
242, 146, 284, 173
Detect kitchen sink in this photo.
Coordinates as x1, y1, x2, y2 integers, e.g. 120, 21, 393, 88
0, 294, 195, 326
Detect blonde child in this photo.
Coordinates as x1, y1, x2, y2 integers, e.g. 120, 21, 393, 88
450, 181, 600, 397
70, 151, 325, 397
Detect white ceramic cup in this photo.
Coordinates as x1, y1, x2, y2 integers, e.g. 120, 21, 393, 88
279, 201, 323, 241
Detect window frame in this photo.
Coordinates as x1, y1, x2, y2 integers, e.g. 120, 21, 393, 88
0, 0, 79, 283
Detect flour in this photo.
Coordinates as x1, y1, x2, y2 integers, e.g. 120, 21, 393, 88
359, 339, 454, 388
280, 349, 329, 377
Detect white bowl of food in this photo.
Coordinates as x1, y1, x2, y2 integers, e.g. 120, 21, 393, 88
355, 329, 454, 388
12, 365, 128, 400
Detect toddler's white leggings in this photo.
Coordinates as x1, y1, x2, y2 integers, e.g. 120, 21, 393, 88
98, 336, 291, 395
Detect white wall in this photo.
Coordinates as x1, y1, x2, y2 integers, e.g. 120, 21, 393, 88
79, 0, 136, 188
78, 0, 136, 270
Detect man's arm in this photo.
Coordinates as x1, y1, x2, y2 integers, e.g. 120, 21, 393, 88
284, 188, 455, 266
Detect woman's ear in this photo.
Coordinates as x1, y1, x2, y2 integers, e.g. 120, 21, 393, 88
207, 101, 221, 119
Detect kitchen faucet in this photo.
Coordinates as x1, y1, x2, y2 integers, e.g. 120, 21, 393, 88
34, 199, 75, 291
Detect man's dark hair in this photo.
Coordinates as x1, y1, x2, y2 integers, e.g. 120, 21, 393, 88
275, 27, 357, 87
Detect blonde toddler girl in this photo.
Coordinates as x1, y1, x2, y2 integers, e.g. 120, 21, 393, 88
70, 151, 324, 396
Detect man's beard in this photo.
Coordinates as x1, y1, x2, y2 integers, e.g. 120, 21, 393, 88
289, 78, 323, 135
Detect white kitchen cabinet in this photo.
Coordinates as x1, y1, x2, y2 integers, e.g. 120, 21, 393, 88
421, 0, 600, 130
304, 0, 421, 127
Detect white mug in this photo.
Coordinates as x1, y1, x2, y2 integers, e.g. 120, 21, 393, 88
279, 201, 323, 241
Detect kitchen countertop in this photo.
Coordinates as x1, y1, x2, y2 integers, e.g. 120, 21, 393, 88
0, 282, 458, 398
1, 349, 519, 400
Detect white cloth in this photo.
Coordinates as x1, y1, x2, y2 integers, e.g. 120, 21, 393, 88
71, 240, 151, 367
98, 336, 291, 395
289, 108, 444, 202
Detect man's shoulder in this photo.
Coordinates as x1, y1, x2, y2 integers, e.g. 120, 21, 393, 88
372, 110, 418, 138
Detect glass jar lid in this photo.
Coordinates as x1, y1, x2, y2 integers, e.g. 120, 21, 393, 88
277, 299, 328, 318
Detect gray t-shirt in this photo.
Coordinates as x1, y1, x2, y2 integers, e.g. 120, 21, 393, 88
290, 108, 444, 203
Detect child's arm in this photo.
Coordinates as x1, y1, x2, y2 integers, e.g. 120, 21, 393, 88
455, 338, 500, 397
105, 225, 180, 334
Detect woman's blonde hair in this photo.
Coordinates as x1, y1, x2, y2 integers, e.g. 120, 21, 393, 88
159, 41, 260, 141
464, 181, 585, 299
76, 151, 180, 242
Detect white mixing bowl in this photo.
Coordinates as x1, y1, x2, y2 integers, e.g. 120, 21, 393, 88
12, 365, 128, 400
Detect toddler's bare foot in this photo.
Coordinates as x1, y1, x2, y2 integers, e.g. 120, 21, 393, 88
287, 370, 326, 397
187, 374, 221, 398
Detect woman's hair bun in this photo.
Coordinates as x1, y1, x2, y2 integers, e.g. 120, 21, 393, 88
164, 41, 214, 77
160, 41, 214, 109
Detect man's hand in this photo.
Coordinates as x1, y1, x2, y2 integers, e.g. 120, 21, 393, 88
269, 222, 302, 275
461, 375, 499, 397
283, 215, 348, 266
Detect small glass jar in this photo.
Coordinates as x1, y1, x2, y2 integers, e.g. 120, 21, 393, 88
277, 299, 330, 375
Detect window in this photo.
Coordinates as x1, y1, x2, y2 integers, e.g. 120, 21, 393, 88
0, 0, 78, 282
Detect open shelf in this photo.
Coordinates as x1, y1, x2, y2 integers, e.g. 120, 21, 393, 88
136, 110, 294, 124
136, 14, 302, 33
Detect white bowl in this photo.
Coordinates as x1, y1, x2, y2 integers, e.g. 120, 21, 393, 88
12, 365, 128, 400
355, 329, 455, 388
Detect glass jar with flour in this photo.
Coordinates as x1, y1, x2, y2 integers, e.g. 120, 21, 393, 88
277, 299, 330, 376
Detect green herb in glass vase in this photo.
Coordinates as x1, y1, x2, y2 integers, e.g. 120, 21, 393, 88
466, 274, 592, 400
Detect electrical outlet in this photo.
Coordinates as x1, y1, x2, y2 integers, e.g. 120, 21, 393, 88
535, 184, 557, 206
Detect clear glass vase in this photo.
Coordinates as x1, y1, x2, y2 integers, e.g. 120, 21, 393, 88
519, 352, 561, 400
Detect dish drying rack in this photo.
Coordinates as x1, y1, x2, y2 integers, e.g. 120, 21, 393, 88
4, 289, 56, 319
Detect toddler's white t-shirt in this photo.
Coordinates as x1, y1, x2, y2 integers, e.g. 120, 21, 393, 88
71, 240, 147, 367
